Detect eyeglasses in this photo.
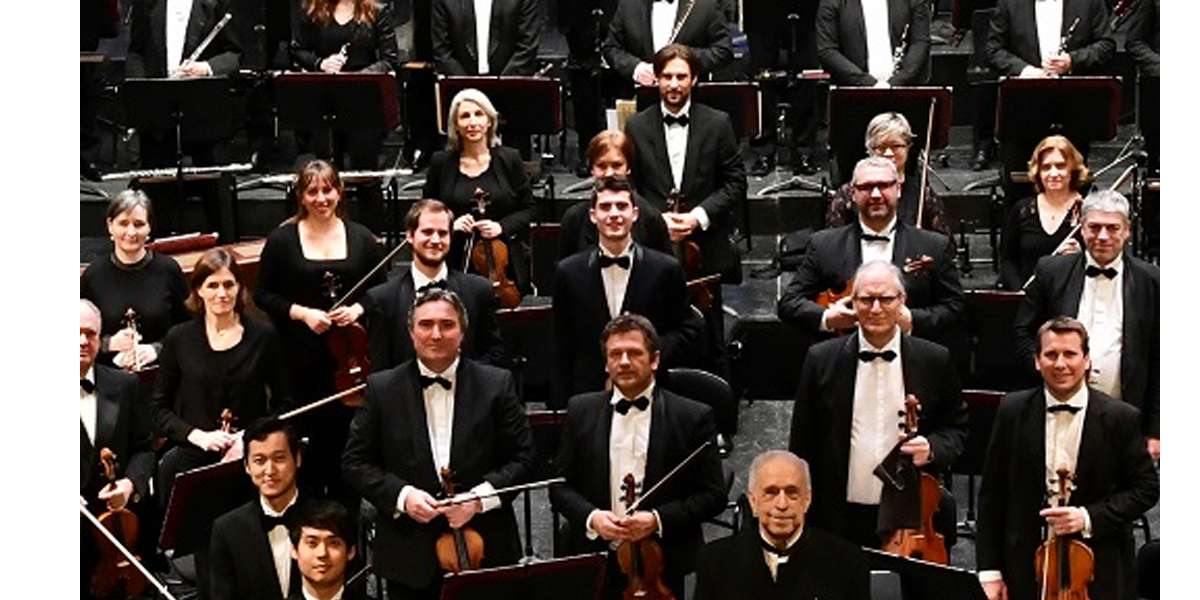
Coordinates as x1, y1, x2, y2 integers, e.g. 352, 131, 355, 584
853, 295, 900, 307
870, 142, 910, 154
852, 181, 899, 193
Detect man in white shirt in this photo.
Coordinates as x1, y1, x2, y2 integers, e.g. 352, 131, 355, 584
604, 0, 733, 86
815, 0, 931, 87
430, 0, 541, 76
288, 500, 357, 600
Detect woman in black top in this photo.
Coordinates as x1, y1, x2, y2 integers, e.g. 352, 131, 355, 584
423, 88, 535, 293
151, 248, 292, 510
81, 190, 189, 369
998, 135, 1087, 290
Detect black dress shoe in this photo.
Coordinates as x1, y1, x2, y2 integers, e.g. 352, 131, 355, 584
971, 149, 990, 171
750, 155, 773, 177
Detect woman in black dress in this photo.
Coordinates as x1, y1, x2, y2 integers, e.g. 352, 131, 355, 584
423, 87, 535, 293
255, 159, 386, 501
998, 135, 1088, 290
81, 190, 189, 370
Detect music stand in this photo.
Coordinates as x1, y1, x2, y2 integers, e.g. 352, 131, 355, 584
274, 71, 400, 160
439, 553, 607, 600
863, 548, 988, 600
158, 460, 253, 555
826, 86, 954, 187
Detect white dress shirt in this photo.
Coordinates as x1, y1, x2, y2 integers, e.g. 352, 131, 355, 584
661, 100, 712, 231
1078, 253, 1124, 399
1035, 0, 1065, 64
261, 490, 300, 596
600, 241, 635, 319
651, 0, 676, 53
846, 328, 905, 505
860, 216, 897, 264
411, 263, 449, 293
861, 0, 894, 82
761, 526, 804, 581
584, 381, 664, 539
166, 0, 195, 70
474, 0, 494, 74
81, 367, 97, 444
302, 585, 344, 600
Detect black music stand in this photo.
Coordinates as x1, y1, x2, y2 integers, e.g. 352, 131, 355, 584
863, 548, 988, 600
439, 553, 607, 600
826, 86, 954, 187
158, 460, 253, 555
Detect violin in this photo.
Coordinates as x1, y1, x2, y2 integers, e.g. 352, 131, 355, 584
667, 188, 703, 279
434, 467, 485, 573
218, 408, 245, 463
882, 395, 949, 564
815, 280, 854, 309
616, 473, 675, 600
464, 188, 522, 309
322, 271, 369, 407
1034, 469, 1095, 600
90, 448, 148, 599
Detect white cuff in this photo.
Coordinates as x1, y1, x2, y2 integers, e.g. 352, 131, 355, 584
688, 207, 710, 232
470, 481, 501, 513
395, 485, 416, 519
978, 570, 1003, 583
819, 308, 835, 332
585, 509, 602, 540
1080, 506, 1092, 539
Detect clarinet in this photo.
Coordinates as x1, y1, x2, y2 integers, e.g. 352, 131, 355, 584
892, 24, 911, 76
1058, 17, 1081, 55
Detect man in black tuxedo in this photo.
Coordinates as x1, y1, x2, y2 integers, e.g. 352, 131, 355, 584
976, 317, 1158, 600
342, 289, 534, 600
431, 0, 540, 76
550, 314, 726, 600
552, 176, 704, 408
815, 0, 930, 87
358, 200, 503, 372
604, 0, 733, 86
209, 418, 309, 600
778, 156, 964, 350
695, 451, 870, 600
288, 500, 358, 600
788, 261, 967, 547
625, 44, 746, 284
1015, 190, 1160, 459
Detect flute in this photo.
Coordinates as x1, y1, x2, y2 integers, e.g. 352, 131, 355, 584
179, 12, 233, 69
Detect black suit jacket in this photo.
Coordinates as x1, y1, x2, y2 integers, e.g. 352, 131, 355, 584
209, 498, 307, 600
549, 388, 726, 578
1014, 253, 1159, 437
551, 244, 705, 407
625, 102, 746, 283
422, 146, 536, 239
787, 334, 967, 538
603, 0, 733, 80
80, 365, 155, 503
976, 387, 1158, 600
557, 195, 672, 260
361, 269, 504, 371
291, 4, 401, 73
1124, 0, 1159, 76
341, 358, 534, 587
986, 0, 1115, 76
431, 0, 541, 75
126, 0, 242, 78
815, 0, 930, 86
694, 526, 871, 600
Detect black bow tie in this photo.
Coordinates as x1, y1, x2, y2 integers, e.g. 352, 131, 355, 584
615, 396, 650, 415
598, 254, 631, 269
1085, 265, 1118, 279
417, 279, 448, 294
861, 233, 891, 243
663, 114, 689, 127
419, 375, 452, 390
1047, 403, 1082, 414
80, 378, 96, 394
858, 350, 897, 363
261, 506, 297, 532
760, 538, 793, 557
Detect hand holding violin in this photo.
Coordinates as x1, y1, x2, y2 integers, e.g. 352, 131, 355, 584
98, 478, 135, 511
663, 212, 699, 242
618, 511, 659, 542
109, 328, 139, 353
187, 428, 238, 453
293, 305, 332, 334
822, 296, 858, 331
590, 510, 633, 541
327, 304, 364, 327
473, 220, 502, 240
1039, 506, 1087, 536
441, 493, 483, 528
404, 488, 444, 524
898, 434, 932, 467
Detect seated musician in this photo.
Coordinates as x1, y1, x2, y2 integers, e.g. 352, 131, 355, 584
603, 0, 733, 87
815, 0, 930, 87
998, 135, 1087, 291
976, 317, 1158, 600
694, 451, 870, 600
422, 88, 536, 294
342, 289, 534, 600
289, 500, 359, 600
624, 44, 747, 284
209, 418, 311, 600
552, 176, 704, 408
431, 0, 541, 76
1014, 190, 1160, 459
787, 261, 966, 548
558, 130, 671, 260
550, 314, 725, 600
81, 191, 189, 370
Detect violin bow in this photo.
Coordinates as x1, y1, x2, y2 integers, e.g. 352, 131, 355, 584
916, 98, 936, 230
624, 440, 713, 515
437, 477, 568, 506
330, 238, 409, 310
79, 498, 179, 600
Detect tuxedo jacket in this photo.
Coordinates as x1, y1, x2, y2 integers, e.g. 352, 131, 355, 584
80, 365, 155, 503
549, 388, 726, 578
557, 195, 672, 260
986, 0, 1115, 76
625, 102, 746, 284
341, 358, 534, 587
431, 0, 541, 75
126, 0, 242, 78
208, 498, 309, 600
815, 0, 930, 86
976, 387, 1158, 600
787, 334, 967, 538
694, 526, 871, 600
360, 269, 504, 372
1014, 253, 1159, 437
551, 244, 705, 408
1124, 0, 1159, 76
603, 0, 734, 80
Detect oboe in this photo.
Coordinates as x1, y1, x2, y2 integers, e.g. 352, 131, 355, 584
892, 24, 911, 76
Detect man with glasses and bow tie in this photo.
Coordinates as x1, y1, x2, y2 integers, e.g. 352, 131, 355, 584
788, 260, 966, 547
1015, 190, 1160, 460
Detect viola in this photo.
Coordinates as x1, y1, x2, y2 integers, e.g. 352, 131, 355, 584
322, 271, 369, 407
1034, 469, 1095, 600
667, 188, 703, 279
434, 467, 485, 573
464, 188, 521, 309
616, 473, 675, 600
90, 448, 148, 599
882, 394, 949, 564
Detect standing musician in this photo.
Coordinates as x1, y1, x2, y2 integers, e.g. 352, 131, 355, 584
787, 261, 967, 548
1014, 190, 1160, 459
342, 289, 534, 600
550, 314, 726, 600
694, 451, 871, 600
976, 317, 1158, 600
624, 44, 747, 284
603, 0, 733, 87
552, 176, 704, 408
289, 500, 359, 600
430, 0, 541, 76
815, 0, 931, 87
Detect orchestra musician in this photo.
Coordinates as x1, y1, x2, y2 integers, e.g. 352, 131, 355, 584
1014, 190, 1160, 459
422, 88, 536, 293
998, 135, 1087, 291
787, 261, 967, 548
603, 0, 734, 87
976, 317, 1158, 600
624, 44, 747, 284
694, 451, 871, 600
431, 0, 541, 76
341, 289, 534, 599
81, 191, 190, 370
288, 500, 359, 600
815, 0, 931, 87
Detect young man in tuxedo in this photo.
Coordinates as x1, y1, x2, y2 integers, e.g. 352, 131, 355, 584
603, 0, 733, 86
431, 0, 541, 76
695, 451, 870, 600
550, 314, 726, 600
1014, 191, 1159, 459
976, 317, 1158, 600
342, 289, 534, 600
815, 0, 931, 87
289, 500, 357, 600
552, 176, 704, 408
